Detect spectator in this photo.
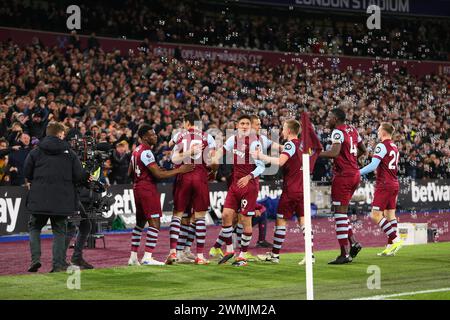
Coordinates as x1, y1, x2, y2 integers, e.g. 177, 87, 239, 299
6, 122, 24, 146
0, 105, 8, 137
109, 140, 131, 185
8, 133, 32, 186
27, 110, 49, 139
0, 138, 12, 185
87, 32, 100, 50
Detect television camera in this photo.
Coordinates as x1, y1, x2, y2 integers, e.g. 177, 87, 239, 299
69, 135, 115, 220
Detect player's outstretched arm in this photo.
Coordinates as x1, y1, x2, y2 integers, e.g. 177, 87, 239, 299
269, 140, 283, 152
360, 142, 386, 175
236, 157, 266, 188
360, 157, 381, 176
207, 149, 219, 172
148, 163, 194, 179
171, 144, 202, 164
252, 149, 289, 167
210, 145, 224, 167
319, 143, 341, 158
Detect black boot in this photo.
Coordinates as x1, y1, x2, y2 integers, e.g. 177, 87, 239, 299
28, 262, 42, 272
328, 255, 352, 265
350, 242, 362, 258
71, 257, 94, 270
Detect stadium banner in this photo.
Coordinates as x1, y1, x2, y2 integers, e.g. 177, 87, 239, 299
240, 0, 450, 17
354, 179, 450, 211
1, 27, 449, 77
1, 179, 448, 236
0, 187, 28, 236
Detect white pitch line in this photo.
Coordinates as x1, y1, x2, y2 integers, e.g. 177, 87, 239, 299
352, 287, 450, 300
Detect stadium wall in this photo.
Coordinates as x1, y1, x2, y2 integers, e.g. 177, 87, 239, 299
1, 27, 449, 77
1, 179, 448, 236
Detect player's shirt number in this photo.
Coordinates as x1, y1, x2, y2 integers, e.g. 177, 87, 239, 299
349, 137, 358, 156
182, 139, 203, 160
388, 150, 399, 170
131, 157, 141, 177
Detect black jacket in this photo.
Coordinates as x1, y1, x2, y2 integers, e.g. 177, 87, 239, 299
24, 136, 85, 216
8, 144, 31, 186
110, 150, 131, 184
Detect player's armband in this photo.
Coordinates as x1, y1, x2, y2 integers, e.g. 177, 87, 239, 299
373, 143, 387, 160
281, 141, 296, 158
331, 129, 344, 144
140, 150, 155, 166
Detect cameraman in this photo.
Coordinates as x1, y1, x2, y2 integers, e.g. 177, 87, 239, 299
24, 122, 86, 273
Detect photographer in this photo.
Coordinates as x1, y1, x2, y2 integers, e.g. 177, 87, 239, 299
24, 122, 86, 273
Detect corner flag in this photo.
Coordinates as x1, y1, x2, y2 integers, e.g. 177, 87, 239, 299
300, 111, 322, 300
300, 112, 323, 171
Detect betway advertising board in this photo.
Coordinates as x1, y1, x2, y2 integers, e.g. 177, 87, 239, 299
1, 180, 449, 235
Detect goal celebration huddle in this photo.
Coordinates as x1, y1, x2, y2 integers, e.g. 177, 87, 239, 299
127, 108, 404, 267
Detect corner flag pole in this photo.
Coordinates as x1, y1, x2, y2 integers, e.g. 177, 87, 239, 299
302, 152, 314, 300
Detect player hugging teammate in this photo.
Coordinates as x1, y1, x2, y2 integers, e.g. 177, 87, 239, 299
166, 114, 217, 265
127, 125, 194, 266
210, 114, 266, 267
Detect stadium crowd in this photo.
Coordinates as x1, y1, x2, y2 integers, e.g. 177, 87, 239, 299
0, 0, 449, 61
0, 36, 448, 187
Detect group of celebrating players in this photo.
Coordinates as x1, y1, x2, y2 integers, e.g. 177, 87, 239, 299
126, 107, 404, 267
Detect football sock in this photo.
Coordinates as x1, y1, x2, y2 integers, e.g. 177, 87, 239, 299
177, 223, 189, 252
378, 217, 397, 242
388, 219, 398, 244
221, 225, 234, 252
240, 231, 252, 254
130, 226, 143, 252
195, 218, 206, 255
272, 225, 286, 255
169, 216, 181, 253
335, 212, 349, 256
145, 227, 159, 253
185, 222, 196, 249
213, 229, 225, 249
235, 223, 243, 249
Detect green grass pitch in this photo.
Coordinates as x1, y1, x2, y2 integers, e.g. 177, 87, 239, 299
1, 243, 449, 300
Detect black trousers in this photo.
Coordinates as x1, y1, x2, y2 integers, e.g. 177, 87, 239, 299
252, 211, 268, 242
65, 202, 92, 261
29, 214, 67, 269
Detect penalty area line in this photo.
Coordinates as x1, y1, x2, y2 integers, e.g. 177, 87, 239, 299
351, 287, 450, 300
